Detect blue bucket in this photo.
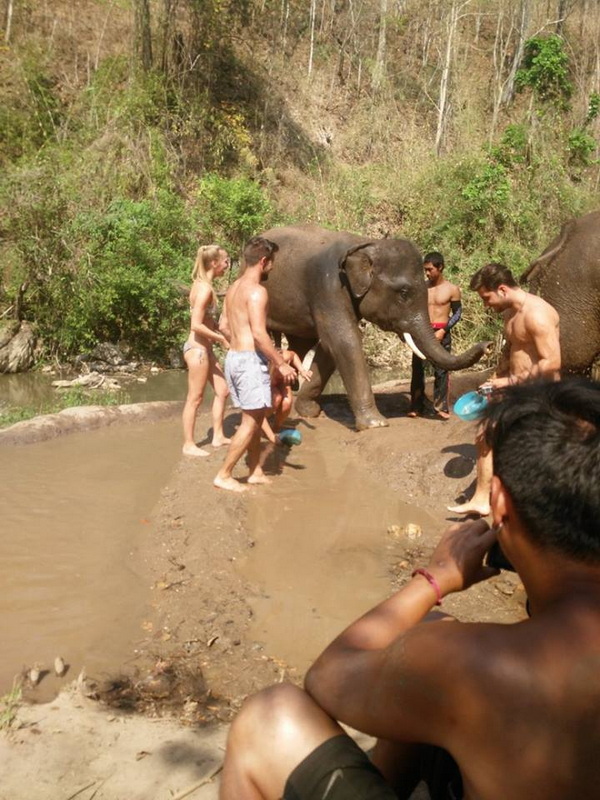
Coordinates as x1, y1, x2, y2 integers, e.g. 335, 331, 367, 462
453, 391, 489, 422
278, 429, 303, 446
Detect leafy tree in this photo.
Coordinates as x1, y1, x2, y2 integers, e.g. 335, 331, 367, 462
515, 35, 572, 105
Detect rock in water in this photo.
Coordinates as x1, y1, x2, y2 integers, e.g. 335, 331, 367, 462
28, 665, 41, 686
0, 321, 36, 373
54, 656, 66, 676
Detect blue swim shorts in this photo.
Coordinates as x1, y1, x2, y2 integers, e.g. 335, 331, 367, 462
225, 350, 272, 411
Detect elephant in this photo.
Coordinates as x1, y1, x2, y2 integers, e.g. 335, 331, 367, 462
256, 224, 489, 430
521, 210, 600, 376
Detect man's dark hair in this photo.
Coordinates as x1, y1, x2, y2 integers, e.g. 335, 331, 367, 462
470, 263, 517, 291
423, 251, 444, 270
484, 380, 600, 563
244, 236, 279, 267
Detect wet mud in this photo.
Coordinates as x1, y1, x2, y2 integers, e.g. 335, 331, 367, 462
0, 414, 182, 699
2, 371, 524, 717
0, 371, 528, 800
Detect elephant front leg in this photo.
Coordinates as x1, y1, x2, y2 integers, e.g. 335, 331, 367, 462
318, 320, 388, 431
294, 342, 335, 418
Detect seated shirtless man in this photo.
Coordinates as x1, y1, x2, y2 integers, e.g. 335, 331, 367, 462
220, 378, 600, 800
448, 262, 560, 516
214, 237, 296, 492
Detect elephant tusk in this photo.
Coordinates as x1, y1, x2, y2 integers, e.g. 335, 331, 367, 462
403, 332, 426, 360
299, 346, 317, 387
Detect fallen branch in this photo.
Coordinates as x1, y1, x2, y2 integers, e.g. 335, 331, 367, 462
64, 781, 97, 800
169, 763, 224, 800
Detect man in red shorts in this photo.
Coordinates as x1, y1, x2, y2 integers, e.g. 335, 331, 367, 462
409, 252, 462, 420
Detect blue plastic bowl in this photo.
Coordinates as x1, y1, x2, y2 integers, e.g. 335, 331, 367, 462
278, 429, 303, 446
453, 391, 489, 422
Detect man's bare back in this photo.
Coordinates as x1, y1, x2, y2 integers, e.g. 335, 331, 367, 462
223, 276, 269, 353
398, 597, 600, 799
214, 237, 295, 493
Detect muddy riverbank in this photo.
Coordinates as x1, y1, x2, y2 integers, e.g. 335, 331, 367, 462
0, 373, 524, 799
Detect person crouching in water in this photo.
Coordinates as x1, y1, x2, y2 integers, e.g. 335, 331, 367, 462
262, 348, 313, 445
182, 244, 231, 457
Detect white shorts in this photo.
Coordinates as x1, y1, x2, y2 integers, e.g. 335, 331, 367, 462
225, 350, 272, 410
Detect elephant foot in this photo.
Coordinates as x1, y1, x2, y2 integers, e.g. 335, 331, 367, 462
355, 412, 389, 431
294, 397, 322, 418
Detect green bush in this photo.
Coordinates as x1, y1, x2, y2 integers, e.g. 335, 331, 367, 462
567, 128, 597, 168
488, 124, 529, 168
194, 173, 276, 255
586, 92, 600, 124
515, 35, 572, 106
60, 191, 196, 357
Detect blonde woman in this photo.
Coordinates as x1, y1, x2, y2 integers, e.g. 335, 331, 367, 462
182, 244, 231, 457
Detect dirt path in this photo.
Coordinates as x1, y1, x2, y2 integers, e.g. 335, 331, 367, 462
0, 375, 525, 799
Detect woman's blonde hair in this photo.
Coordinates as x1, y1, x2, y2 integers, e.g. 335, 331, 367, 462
191, 244, 225, 282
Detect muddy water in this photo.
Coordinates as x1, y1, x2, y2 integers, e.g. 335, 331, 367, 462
0, 370, 190, 408
0, 366, 407, 698
241, 422, 436, 675
0, 366, 401, 410
0, 417, 181, 699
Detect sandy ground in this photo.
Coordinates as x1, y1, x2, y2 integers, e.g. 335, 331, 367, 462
0, 373, 525, 799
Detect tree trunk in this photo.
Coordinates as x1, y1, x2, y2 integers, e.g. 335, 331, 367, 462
435, 1, 461, 156
159, 0, 176, 75
372, 0, 388, 90
134, 0, 153, 72
4, 0, 14, 44
501, 0, 530, 106
308, 0, 317, 76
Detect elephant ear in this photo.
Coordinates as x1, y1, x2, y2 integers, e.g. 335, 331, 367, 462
339, 243, 375, 298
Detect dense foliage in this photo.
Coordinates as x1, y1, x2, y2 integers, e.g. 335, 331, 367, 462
0, 0, 598, 365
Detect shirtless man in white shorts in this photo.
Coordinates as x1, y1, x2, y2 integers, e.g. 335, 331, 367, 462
214, 237, 296, 493
448, 262, 560, 516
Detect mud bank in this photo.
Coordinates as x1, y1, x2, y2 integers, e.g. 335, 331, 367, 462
0, 374, 524, 799
0, 400, 183, 446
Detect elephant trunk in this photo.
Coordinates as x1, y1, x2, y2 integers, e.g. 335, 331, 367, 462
400, 314, 489, 371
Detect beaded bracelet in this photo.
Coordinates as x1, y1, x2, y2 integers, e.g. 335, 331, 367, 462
411, 568, 442, 606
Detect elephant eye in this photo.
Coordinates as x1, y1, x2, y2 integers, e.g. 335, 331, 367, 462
396, 284, 411, 301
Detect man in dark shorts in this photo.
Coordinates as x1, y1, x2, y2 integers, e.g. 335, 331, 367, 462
219, 379, 600, 800
409, 251, 462, 420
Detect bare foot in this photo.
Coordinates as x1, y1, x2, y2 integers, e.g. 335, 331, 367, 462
182, 444, 210, 457
407, 410, 419, 418
247, 473, 273, 485
211, 437, 231, 448
436, 410, 450, 420
447, 500, 491, 516
213, 475, 247, 492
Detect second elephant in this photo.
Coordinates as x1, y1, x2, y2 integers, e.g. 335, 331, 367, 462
521, 209, 600, 375
259, 224, 489, 430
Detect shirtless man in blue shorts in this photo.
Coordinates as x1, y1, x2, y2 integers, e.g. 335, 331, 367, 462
214, 237, 296, 493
